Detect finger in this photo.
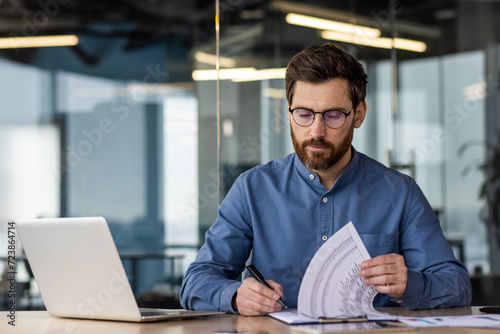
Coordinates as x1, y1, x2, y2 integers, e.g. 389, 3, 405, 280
246, 279, 282, 302
359, 263, 400, 278
361, 254, 401, 269
236, 286, 282, 316
372, 282, 406, 298
359, 254, 406, 278
236, 278, 282, 315
362, 270, 407, 298
363, 273, 398, 286
246, 288, 282, 309
238, 297, 282, 316
238, 305, 275, 317
237, 299, 281, 316
266, 280, 284, 298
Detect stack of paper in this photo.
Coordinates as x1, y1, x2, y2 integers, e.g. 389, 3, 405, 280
270, 222, 396, 324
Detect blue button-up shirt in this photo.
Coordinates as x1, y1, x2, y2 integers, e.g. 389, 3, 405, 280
180, 149, 472, 313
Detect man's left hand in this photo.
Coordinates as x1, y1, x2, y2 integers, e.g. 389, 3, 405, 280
358, 254, 407, 298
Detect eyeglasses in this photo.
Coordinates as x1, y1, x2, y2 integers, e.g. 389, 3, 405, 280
289, 106, 353, 129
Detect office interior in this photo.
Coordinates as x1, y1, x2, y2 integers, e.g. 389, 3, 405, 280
0, 0, 499, 310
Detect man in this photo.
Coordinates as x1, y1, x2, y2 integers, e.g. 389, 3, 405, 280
180, 43, 472, 316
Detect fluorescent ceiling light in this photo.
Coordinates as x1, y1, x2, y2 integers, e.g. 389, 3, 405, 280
231, 68, 286, 82
193, 68, 256, 81
194, 51, 237, 68
392, 38, 427, 53
321, 30, 427, 53
0, 35, 79, 49
286, 13, 381, 38
192, 67, 286, 82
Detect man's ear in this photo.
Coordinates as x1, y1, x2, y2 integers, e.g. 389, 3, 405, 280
354, 101, 367, 128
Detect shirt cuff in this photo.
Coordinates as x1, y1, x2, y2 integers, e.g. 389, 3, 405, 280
220, 281, 242, 314
390, 268, 424, 308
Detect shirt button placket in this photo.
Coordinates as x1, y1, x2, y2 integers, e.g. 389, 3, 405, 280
320, 195, 331, 243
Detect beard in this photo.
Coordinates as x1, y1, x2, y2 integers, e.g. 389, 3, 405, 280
291, 122, 354, 171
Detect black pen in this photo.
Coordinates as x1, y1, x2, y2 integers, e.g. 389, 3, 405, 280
246, 265, 288, 309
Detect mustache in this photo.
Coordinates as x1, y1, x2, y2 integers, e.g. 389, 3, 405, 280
302, 138, 334, 148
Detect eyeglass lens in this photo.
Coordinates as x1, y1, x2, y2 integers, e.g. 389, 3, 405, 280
292, 109, 347, 129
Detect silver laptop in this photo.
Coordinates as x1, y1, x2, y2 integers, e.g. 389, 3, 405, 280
15, 216, 224, 322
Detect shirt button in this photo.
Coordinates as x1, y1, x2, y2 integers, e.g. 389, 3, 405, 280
321, 235, 328, 241
309, 174, 315, 180
322, 197, 328, 203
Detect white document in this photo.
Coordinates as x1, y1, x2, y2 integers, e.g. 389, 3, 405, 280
269, 309, 319, 325
398, 315, 500, 328
270, 222, 395, 324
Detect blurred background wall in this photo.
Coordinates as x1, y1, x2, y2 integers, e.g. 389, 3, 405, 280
0, 0, 499, 308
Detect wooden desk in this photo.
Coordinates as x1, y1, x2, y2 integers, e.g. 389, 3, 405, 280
1, 307, 498, 334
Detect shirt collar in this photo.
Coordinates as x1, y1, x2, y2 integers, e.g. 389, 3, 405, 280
335, 146, 359, 187
293, 146, 360, 189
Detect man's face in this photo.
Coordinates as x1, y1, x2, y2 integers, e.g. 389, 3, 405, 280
289, 79, 365, 172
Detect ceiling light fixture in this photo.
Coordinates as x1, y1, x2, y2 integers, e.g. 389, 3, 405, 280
192, 67, 286, 82
321, 30, 427, 53
193, 68, 256, 81
0, 35, 79, 49
194, 51, 237, 68
231, 68, 286, 82
286, 13, 381, 38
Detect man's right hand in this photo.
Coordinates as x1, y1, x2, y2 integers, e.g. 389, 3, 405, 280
233, 277, 284, 316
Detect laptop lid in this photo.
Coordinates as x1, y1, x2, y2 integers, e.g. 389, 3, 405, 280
15, 217, 223, 322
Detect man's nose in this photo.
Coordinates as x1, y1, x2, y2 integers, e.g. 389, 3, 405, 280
309, 115, 327, 138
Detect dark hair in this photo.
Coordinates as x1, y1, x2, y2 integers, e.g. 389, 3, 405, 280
285, 43, 367, 108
